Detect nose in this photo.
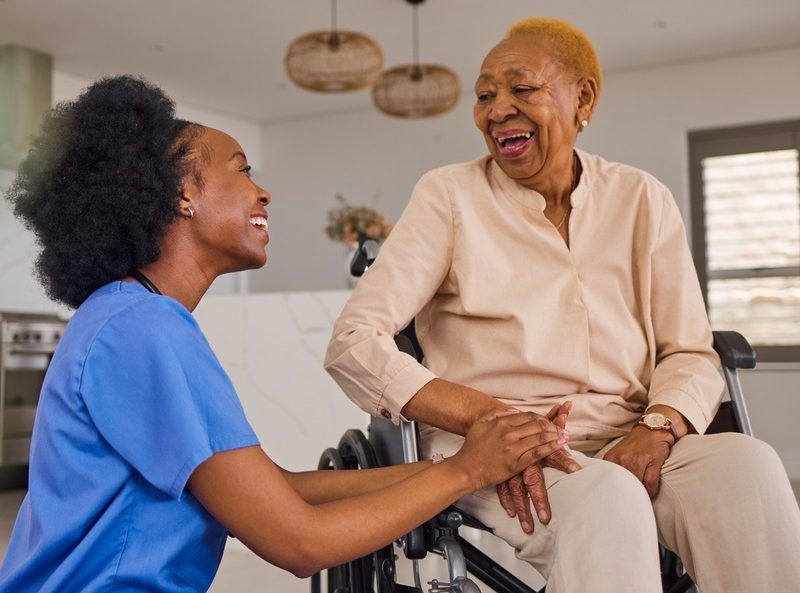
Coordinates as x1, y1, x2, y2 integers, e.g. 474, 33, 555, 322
488, 90, 517, 122
257, 186, 271, 206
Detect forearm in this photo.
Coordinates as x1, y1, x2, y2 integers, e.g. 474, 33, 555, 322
649, 188, 725, 433
400, 377, 508, 436
300, 459, 476, 570
190, 447, 476, 578
281, 461, 430, 504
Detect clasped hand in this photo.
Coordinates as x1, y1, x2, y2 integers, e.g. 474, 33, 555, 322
456, 409, 570, 493
495, 402, 581, 534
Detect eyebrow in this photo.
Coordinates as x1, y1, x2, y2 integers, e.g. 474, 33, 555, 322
228, 151, 248, 162
477, 67, 540, 83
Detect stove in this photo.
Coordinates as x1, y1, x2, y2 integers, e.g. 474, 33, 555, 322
0, 312, 67, 467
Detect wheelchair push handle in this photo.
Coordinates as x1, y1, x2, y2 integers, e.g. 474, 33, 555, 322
712, 330, 756, 370
350, 234, 381, 277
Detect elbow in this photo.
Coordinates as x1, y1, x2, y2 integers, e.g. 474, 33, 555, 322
280, 542, 328, 579
288, 563, 322, 580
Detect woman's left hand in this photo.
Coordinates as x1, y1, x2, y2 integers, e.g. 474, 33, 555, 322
602, 427, 674, 498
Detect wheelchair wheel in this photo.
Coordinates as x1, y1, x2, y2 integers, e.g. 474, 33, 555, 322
338, 429, 379, 471
312, 430, 402, 593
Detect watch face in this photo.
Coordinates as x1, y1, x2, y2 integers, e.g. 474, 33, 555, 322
643, 413, 667, 428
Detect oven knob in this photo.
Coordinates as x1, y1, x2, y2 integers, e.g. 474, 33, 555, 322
33, 332, 42, 342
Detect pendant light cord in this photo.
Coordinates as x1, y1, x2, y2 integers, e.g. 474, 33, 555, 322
331, 0, 337, 32
412, 2, 419, 67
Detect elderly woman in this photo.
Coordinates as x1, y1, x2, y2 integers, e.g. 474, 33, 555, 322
0, 75, 570, 593
325, 17, 800, 592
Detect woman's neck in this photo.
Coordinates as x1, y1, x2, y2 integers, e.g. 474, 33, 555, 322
525, 151, 580, 208
134, 257, 213, 312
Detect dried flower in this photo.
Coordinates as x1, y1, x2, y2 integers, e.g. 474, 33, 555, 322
325, 193, 392, 245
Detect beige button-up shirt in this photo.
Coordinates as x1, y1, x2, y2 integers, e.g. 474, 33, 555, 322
325, 150, 724, 451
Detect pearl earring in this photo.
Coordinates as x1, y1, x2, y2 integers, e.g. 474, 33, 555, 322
580, 119, 589, 129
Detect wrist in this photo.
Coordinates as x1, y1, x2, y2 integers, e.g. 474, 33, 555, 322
633, 423, 676, 446
439, 452, 483, 495
637, 411, 679, 443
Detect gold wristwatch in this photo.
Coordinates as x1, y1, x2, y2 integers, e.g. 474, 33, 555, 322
638, 412, 678, 441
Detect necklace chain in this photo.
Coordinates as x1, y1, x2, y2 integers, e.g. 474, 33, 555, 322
554, 205, 571, 230
552, 154, 578, 231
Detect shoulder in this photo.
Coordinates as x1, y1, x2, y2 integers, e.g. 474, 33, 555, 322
417, 156, 491, 187
578, 149, 674, 215
410, 157, 492, 211
67, 282, 203, 361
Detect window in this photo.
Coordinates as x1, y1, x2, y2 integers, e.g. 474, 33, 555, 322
689, 120, 800, 362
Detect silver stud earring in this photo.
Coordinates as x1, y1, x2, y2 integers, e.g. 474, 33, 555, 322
186, 207, 194, 219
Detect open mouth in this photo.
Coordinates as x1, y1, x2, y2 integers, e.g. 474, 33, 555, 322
494, 131, 533, 158
250, 216, 268, 234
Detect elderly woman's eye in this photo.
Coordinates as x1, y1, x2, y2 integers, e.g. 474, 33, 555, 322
241, 165, 252, 176
514, 86, 534, 95
476, 92, 493, 102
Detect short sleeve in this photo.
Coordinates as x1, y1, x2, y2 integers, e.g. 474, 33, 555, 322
79, 297, 258, 499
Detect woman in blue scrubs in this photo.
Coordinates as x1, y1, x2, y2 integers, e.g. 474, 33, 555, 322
0, 75, 570, 593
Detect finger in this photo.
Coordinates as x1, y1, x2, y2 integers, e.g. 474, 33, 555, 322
523, 464, 550, 526
554, 401, 573, 429
642, 460, 663, 498
545, 402, 572, 429
522, 437, 567, 465
545, 404, 561, 422
515, 430, 568, 465
496, 481, 516, 518
544, 448, 582, 473
508, 474, 534, 533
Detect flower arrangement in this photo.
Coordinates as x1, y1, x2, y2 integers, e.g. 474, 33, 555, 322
325, 193, 393, 246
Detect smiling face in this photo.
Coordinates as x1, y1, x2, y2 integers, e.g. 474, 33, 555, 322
473, 35, 595, 194
181, 127, 272, 275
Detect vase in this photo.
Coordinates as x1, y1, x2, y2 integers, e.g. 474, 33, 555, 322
344, 244, 359, 288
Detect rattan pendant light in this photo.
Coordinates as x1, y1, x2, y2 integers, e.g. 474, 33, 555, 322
372, 0, 460, 118
284, 0, 383, 92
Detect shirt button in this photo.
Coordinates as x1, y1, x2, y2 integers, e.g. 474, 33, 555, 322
380, 408, 392, 419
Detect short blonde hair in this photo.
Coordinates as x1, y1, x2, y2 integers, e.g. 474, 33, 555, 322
505, 17, 602, 95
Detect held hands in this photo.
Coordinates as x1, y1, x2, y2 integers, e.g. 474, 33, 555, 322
451, 410, 569, 493
496, 402, 582, 534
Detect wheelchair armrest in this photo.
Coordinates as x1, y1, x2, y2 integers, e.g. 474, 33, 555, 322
712, 330, 756, 370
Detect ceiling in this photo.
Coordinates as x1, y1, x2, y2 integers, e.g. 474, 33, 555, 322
1, 0, 799, 125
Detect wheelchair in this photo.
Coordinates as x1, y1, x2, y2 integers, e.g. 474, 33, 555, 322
312, 238, 757, 593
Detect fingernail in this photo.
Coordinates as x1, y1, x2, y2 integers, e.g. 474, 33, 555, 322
522, 521, 532, 532
538, 510, 548, 523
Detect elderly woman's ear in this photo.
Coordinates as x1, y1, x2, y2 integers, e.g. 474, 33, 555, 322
576, 77, 599, 131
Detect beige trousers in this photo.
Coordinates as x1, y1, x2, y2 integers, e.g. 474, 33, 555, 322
431, 432, 800, 593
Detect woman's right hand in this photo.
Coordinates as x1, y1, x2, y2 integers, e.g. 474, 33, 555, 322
449, 411, 569, 492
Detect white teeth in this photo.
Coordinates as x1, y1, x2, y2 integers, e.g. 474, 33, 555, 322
250, 217, 268, 230
497, 131, 531, 142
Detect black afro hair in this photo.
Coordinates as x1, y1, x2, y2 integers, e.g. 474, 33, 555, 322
5, 75, 202, 308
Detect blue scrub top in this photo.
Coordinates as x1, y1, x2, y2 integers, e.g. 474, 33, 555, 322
0, 282, 260, 593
